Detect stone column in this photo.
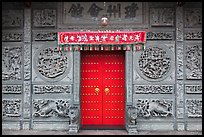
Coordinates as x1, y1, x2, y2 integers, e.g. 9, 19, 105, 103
175, 5, 185, 131
23, 8, 32, 130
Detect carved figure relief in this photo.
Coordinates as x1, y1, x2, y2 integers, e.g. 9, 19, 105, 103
2, 46, 22, 81
33, 9, 56, 27
186, 45, 202, 79
138, 47, 171, 81
68, 107, 79, 125
150, 8, 174, 27
2, 99, 21, 117
33, 47, 71, 82
126, 106, 138, 134
33, 99, 71, 117
33, 32, 56, 41
127, 107, 137, 125
186, 99, 202, 118
184, 8, 202, 28
2, 10, 23, 28
33, 85, 72, 94
136, 99, 173, 117
184, 31, 202, 40
2, 85, 22, 94
134, 85, 174, 94
185, 85, 202, 94
147, 32, 173, 40
2, 32, 23, 42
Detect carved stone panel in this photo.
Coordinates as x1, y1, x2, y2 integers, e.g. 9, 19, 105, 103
185, 43, 202, 79
2, 32, 23, 42
176, 81, 184, 107
2, 45, 22, 81
24, 43, 31, 80
184, 30, 202, 40
33, 85, 72, 94
2, 10, 23, 28
184, 8, 202, 28
147, 31, 174, 40
33, 9, 56, 28
186, 99, 202, 118
134, 42, 175, 83
61, 2, 147, 28
2, 99, 22, 118
136, 99, 173, 117
150, 8, 175, 27
134, 85, 174, 94
33, 99, 71, 118
176, 42, 184, 79
32, 43, 73, 83
2, 85, 22, 94
185, 85, 202, 94
33, 32, 57, 41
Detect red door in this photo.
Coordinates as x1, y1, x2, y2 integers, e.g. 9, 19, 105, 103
81, 51, 125, 129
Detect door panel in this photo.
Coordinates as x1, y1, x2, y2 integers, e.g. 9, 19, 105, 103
81, 51, 125, 128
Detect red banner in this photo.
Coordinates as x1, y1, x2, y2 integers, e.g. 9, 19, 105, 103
58, 31, 146, 45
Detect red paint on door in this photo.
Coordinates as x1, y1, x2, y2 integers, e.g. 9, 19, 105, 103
81, 51, 125, 128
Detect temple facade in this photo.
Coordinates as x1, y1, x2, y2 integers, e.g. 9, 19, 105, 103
2, 2, 202, 134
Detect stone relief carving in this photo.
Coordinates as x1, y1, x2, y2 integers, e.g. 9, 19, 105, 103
184, 31, 202, 40
33, 47, 72, 82
126, 106, 138, 134
185, 85, 202, 94
176, 81, 184, 106
2, 10, 23, 28
33, 9, 56, 27
134, 85, 174, 94
177, 43, 183, 79
68, 107, 79, 134
24, 44, 31, 80
2, 46, 22, 81
33, 85, 72, 94
33, 32, 57, 41
2, 32, 23, 42
23, 81, 31, 118
186, 44, 202, 79
150, 8, 174, 27
184, 8, 202, 28
138, 47, 171, 81
33, 99, 71, 117
147, 32, 173, 40
176, 7, 183, 41
2, 99, 21, 117
2, 85, 22, 94
186, 99, 202, 118
136, 99, 173, 117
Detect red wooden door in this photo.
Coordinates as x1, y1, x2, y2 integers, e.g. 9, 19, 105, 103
81, 51, 125, 128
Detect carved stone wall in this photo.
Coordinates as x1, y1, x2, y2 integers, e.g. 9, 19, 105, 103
2, 2, 202, 132
183, 3, 202, 131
